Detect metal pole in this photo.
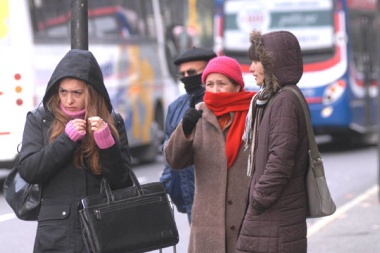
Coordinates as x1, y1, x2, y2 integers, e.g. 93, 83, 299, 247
378, 1, 380, 201
71, 0, 88, 50
378, 42, 380, 202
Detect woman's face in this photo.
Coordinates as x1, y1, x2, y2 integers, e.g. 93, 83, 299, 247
249, 60, 265, 86
58, 78, 86, 112
204, 73, 241, 93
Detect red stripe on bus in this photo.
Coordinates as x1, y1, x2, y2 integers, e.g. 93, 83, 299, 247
354, 78, 377, 87
241, 47, 342, 73
335, 12, 340, 32
0, 132, 10, 135
303, 13, 342, 72
305, 97, 323, 104
242, 13, 342, 74
241, 65, 250, 72
304, 46, 342, 72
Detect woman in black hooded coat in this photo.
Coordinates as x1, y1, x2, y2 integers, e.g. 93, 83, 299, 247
17, 49, 132, 252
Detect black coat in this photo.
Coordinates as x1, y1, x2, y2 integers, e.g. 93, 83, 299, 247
17, 49, 132, 253
18, 108, 132, 252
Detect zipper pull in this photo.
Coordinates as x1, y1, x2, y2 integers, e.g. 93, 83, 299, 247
95, 210, 101, 220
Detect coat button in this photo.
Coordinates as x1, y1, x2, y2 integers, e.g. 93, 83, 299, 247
62, 211, 67, 216
228, 200, 233, 205
230, 226, 235, 230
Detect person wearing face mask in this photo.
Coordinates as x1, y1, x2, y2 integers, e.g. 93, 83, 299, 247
164, 56, 256, 253
160, 47, 216, 224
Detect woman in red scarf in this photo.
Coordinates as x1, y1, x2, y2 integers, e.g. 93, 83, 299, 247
164, 56, 256, 253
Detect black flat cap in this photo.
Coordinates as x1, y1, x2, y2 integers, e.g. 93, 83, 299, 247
173, 47, 217, 65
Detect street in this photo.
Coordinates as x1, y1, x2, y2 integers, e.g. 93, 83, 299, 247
1, 0, 380, 251
0, 138, 378, 252
0, 155, 190, 253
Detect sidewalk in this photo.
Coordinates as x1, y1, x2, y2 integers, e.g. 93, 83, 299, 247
307, 185, 380, 253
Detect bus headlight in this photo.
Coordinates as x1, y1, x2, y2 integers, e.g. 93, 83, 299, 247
322, 80, 346, 105
321, 106, 333, 118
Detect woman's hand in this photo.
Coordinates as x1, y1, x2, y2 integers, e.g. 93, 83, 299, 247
71, 119, 87, 134
182, 95, 203, 135
65, 119, 86, 141
88, 117, 106, 133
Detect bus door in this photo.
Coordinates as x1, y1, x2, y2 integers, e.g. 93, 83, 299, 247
347, 3, 378, 134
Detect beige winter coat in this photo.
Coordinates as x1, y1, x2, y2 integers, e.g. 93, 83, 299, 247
164, 103, 250, 253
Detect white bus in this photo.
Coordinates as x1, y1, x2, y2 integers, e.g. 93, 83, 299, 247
0, 0, 182, 167
0, 0, 35, 169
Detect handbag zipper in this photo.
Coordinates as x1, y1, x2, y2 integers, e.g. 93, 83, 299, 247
94, 196, 162, 220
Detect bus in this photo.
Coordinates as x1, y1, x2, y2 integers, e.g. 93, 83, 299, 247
0, 0, 183, 167
216, 0, 379, 144
0, 0, 35, 169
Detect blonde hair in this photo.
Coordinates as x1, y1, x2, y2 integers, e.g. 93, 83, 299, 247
47, 79, 119, 174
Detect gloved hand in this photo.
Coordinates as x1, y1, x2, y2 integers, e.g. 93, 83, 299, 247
182, 95, 203, 135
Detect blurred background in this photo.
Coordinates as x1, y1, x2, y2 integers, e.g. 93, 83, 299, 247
0, 0, 379, 252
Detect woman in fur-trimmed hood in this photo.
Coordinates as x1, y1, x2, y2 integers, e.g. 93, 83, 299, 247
236, 30, 309, 253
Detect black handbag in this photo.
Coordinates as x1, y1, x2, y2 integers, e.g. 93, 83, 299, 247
3, 162, 42, 221
3, 108, 44, 221
79, 170, 179, 253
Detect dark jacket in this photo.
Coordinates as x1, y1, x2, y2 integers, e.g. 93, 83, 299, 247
18, 49, 132, 253
235, 31, 309, 253
160, 87, 204, 218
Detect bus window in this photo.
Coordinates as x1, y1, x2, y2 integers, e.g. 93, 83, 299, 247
222, 0, 335, 65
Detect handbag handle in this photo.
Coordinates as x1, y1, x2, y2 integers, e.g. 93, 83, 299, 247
128, 169, 144, 196
101, 169, 144, 203
281, 86, 324, 177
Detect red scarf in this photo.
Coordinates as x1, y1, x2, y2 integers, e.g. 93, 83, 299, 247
204, 91, 256, 168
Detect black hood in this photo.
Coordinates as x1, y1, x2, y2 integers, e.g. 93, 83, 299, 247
42, 49, 112, 112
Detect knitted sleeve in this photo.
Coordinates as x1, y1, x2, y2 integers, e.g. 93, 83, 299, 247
94, 123, 115, 149
65, 120, 86, 142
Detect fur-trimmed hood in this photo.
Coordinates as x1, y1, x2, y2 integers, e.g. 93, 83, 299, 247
249, 30, 303, 91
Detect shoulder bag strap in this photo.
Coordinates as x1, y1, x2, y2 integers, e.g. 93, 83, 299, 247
261, 90, 280, 117
281, 86, 322, 171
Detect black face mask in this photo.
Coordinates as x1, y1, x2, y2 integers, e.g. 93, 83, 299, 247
180, 73, 203, 94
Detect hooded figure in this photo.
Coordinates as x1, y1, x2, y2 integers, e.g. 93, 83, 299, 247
236, 31, 309, 253
42, 49, 112, 112
17, 49, 132, 253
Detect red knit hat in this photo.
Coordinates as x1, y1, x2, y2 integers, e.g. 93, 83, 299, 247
201, 56, 245, 89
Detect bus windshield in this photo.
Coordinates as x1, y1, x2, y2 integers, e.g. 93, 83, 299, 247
223, 0, 335, 62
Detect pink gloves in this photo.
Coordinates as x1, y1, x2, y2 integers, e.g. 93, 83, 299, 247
65, 120, 115, 149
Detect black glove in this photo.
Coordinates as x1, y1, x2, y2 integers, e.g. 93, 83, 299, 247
182, 95, 203, 135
